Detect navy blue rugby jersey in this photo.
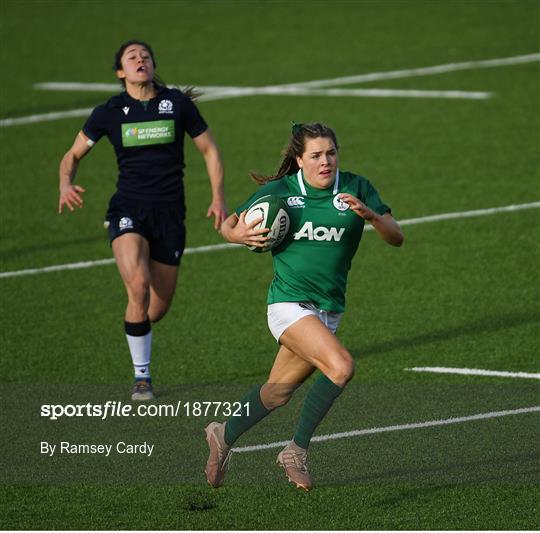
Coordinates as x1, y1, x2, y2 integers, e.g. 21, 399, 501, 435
82, 87, 208, 203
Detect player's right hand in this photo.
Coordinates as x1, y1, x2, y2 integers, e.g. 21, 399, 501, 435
58, 184, 86, 214
234, 211, 270, 247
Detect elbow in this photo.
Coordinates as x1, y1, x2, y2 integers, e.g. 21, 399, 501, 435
203, 143, 220, 161
378, 214, 404, 247
64, 150, 80, 166
389, 231, 404, 247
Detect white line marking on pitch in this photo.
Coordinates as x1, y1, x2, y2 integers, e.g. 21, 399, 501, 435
3, 52, 537, 127
199, 87, 492, 101
233, 405, 540, 452
34, 85, 493, 100
282, 52, 540, 89
34, 51, 540, 92
406, 367, 540, 379
0, 108, 95, 127
396, 201, 540, 226
1, 201, 538, 279
1, 88, 491, 127
0, 243, 242, 279
283, 88, 491, 99
32, 82, 247, 92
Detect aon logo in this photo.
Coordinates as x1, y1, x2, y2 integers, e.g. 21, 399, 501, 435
293, 221, 345, 241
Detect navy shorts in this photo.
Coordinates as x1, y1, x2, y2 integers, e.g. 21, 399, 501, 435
105, 194, 186, 266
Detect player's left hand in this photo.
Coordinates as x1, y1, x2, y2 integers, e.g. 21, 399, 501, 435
207, 198, 229, 231
338, 193, 377, 221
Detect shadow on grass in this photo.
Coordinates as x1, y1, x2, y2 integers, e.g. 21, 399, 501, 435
352, 311, 540, 358
210, 311, 540, 383
0, 234, 108, 261
321, 451, 540, 487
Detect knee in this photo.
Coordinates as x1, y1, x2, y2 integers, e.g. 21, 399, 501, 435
327, 353, 355, 387
149, 306, 169, 324
264, 392, 292, 410
126, 274, 150, 303
149, 293, 174, 323
268, 392, 292, 410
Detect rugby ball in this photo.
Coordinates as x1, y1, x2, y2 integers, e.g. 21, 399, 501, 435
244, 195, 290, 253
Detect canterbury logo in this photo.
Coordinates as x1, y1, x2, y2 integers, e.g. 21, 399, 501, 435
287, 196, 305, 208
294, 221, 345, 241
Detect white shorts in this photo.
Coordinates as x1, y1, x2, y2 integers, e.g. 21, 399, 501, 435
267, 302, 343, 342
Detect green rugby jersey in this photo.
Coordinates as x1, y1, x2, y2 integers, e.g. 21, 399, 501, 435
236, 170, 391, 312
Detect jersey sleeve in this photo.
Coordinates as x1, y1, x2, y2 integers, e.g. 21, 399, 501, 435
179, 94, 208, 138
359, 179, 392, 216
82, 105, 109, 143
235, 189, 266, 215
234, 181, 282, 215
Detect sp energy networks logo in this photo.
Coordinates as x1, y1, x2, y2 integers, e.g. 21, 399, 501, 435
294, 221, 345, 242
122, 120, 175, 147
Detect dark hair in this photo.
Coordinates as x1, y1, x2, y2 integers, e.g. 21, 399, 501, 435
250, 122, 339, 185
113, 39, 199, 99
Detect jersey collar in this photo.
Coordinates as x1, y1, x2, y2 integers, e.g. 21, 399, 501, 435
122, 85, 167, 103
296, 168, 340, 195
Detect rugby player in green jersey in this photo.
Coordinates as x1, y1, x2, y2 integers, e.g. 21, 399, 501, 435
204, 123, 403, 490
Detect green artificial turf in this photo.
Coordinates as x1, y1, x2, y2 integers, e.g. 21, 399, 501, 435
1, 0, 538, 529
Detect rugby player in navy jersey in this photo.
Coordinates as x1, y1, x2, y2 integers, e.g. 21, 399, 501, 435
58, 40, 227, 400
204, 123, 403, 490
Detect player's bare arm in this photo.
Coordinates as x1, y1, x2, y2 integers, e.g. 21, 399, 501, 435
193, 129, 227, 230
338, 192, 404, 247
220, 212, 269, 247
58, 131, 93, 213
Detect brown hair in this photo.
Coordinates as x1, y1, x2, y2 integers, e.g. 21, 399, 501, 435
250, 122, 339, 185
113, 40, 199, 100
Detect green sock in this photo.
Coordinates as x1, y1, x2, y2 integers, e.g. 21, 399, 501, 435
293, 374, 344, 449
224, 385, 271, 446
